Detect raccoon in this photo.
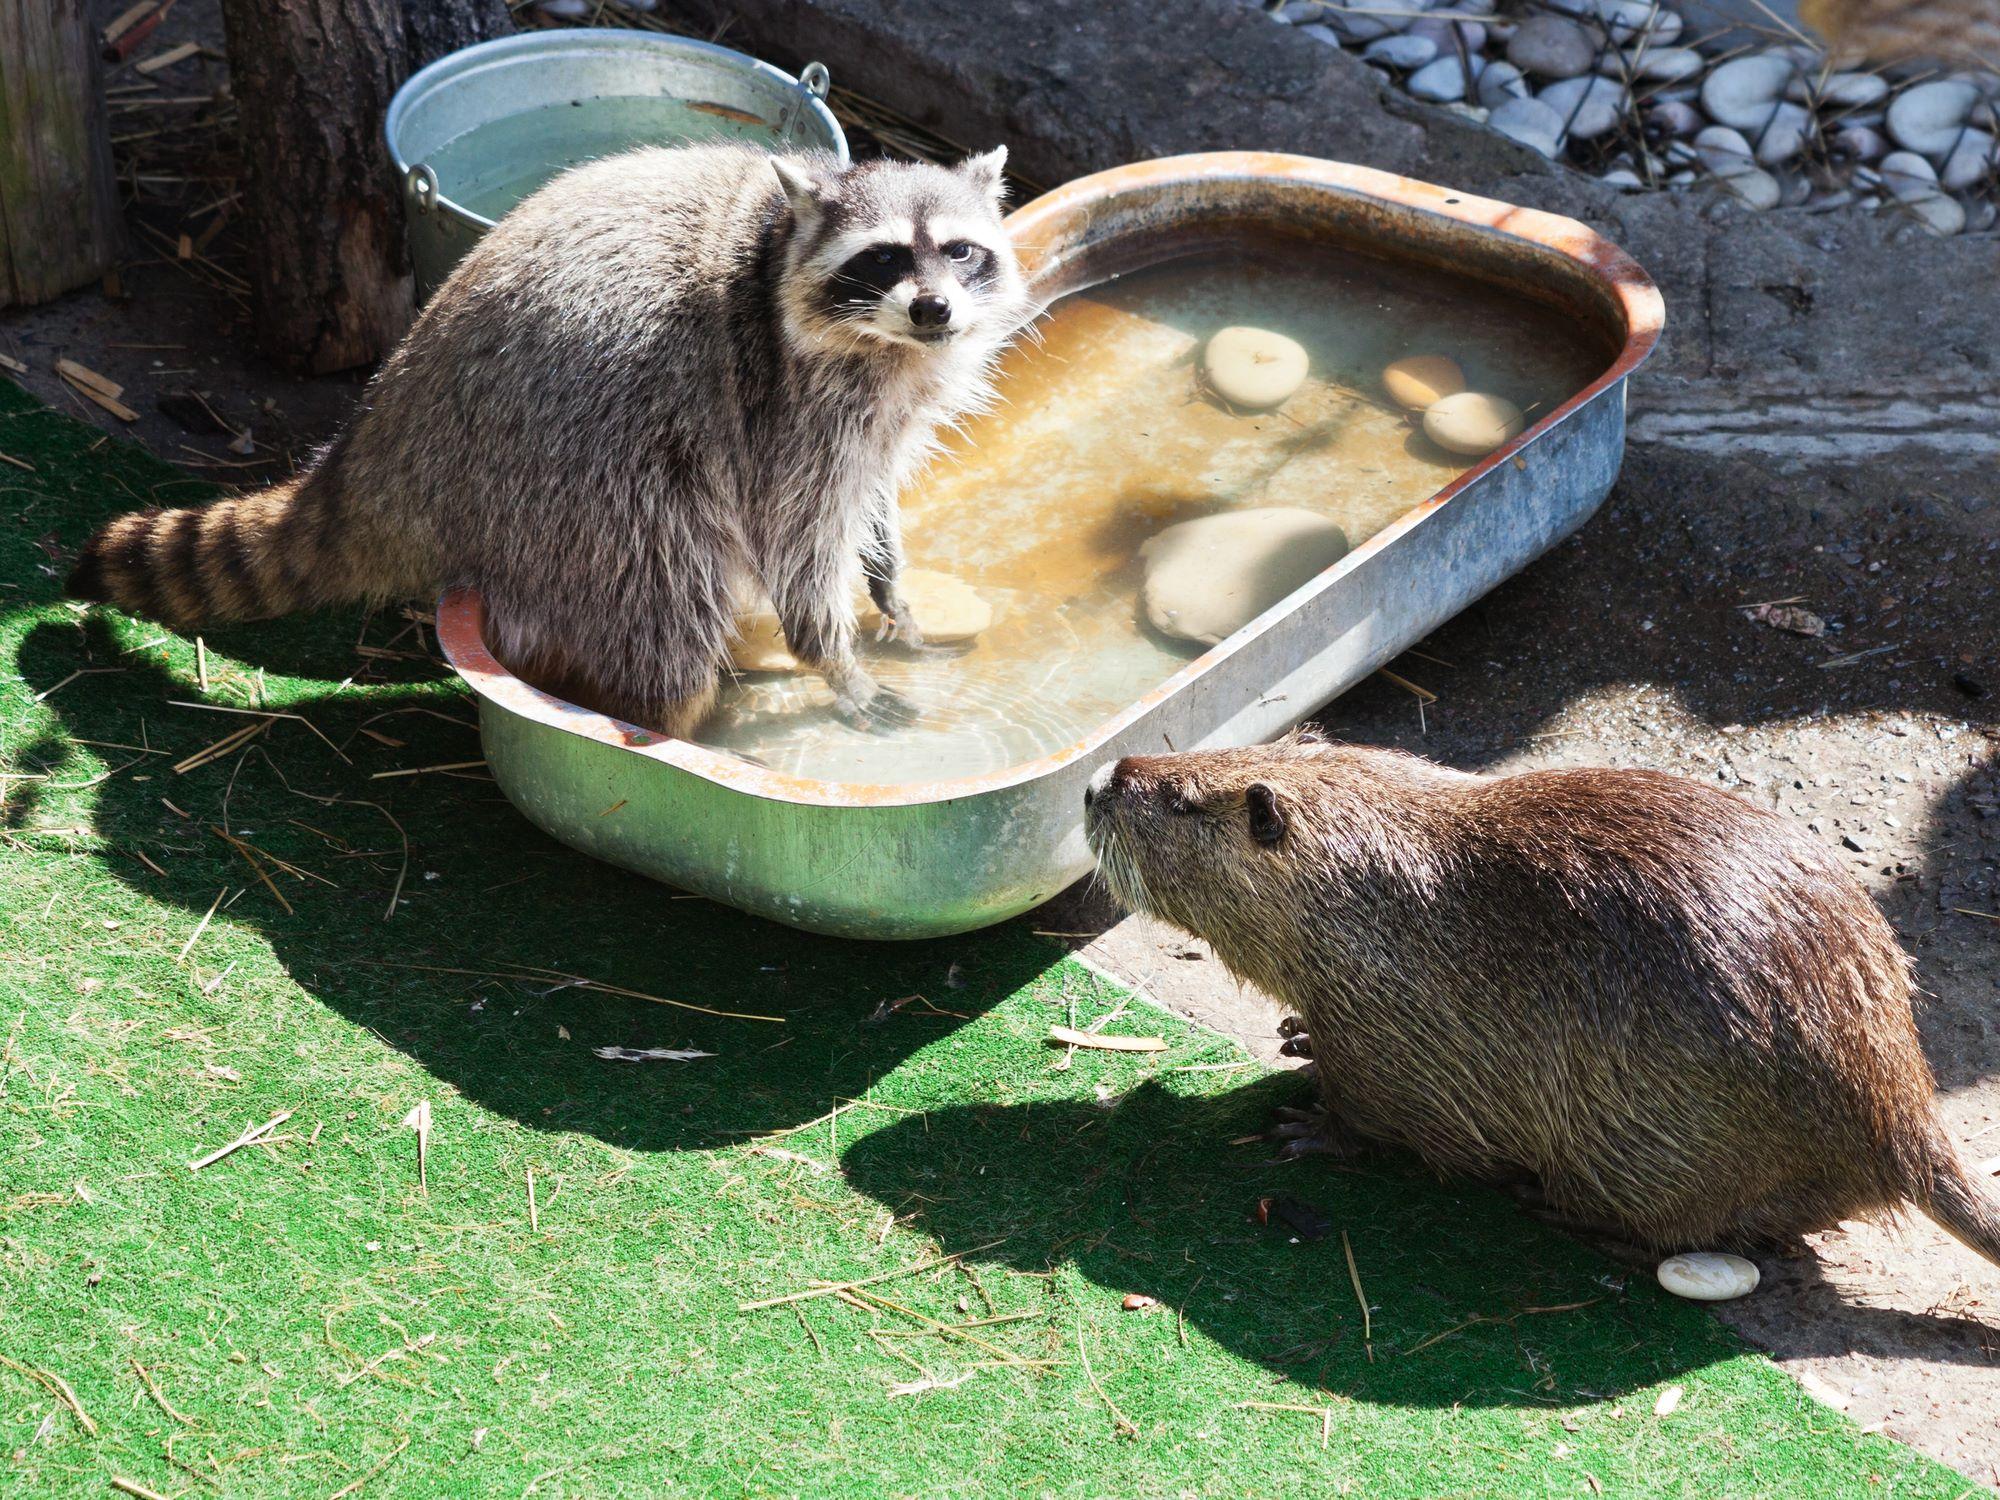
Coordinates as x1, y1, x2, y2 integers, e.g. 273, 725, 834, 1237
68, 144, 1031, 734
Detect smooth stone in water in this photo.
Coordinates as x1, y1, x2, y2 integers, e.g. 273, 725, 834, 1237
1140, 509, 1351, 647
1476, 59, 1531, 108
1701, 53, 1795, 131
1423, 391, 1525, 455
1203, 326, 1310, 409
1490, 95, 1565, 156
1382, 354, 1466, 410
1508, 14, 1595, 78
1939, 129, 1997, 190
1540, 75, 1625, 139
1887, 79, 1981, 156
1364, 33, 1439, 69
862, 568, 993, 645
1408, 54, 1483, 102
1656, 1253, 1760, 1302
729, 599, 798, 674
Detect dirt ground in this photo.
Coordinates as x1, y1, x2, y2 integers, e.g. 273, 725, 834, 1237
5, 0, 1997, 1486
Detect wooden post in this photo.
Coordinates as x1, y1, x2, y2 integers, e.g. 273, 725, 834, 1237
404, 0, 513, 71
0, 0, 122, 308
218, 0, 414, 374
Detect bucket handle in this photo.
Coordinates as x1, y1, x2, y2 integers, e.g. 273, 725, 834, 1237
777, 61, 832, 150
405, 162, 441, 217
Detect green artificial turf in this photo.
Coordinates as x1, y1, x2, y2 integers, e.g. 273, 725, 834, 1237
0, 378, 1972, 1498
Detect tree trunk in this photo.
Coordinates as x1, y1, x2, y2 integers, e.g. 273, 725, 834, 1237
403, 0, 513, 71
219, 0, 413, 374
0, 0, 122, 308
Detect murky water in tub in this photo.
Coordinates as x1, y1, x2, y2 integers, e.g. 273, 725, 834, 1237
697, 243, 1606, 782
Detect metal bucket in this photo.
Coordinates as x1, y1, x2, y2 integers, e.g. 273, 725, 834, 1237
384, 29, 846, 301
437, 153, 1665, 941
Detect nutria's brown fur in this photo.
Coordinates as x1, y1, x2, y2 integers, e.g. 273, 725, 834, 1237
1083, 735, 2000, 1263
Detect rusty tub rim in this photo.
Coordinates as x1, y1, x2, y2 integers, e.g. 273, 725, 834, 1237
437, 150, 1665, 811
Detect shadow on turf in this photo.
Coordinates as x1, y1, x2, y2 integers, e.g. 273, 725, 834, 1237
13, 616, 1054, 1155
835, 1076, 1765, 1403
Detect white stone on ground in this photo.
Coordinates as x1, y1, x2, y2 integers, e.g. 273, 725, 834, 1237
1656, 1252, 1761, 1301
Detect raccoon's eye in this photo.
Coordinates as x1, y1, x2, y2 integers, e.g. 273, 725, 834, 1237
872, 248, 897, 266
945, 241, 975, 262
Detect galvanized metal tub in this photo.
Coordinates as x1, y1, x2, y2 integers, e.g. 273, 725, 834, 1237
384, 29, 846, 300
437, 151, 1664, 940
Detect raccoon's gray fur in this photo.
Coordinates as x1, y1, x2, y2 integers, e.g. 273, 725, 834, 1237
69, 143, 1030, 733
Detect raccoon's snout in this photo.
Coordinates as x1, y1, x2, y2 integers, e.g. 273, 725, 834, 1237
908, 294, 952, 330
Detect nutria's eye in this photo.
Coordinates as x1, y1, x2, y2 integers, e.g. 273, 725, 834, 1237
1245, 783, 1285, 846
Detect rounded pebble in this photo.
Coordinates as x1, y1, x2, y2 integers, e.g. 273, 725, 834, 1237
1939, 129, 1997, 191
1720, 168, 1782, 209
1539, 75, 1625, 139
1600, 166, 1644, 188
1790, 70, 1889, 109
1476, 60, 1531, 108
1829, 124, 1887, 163
1364, 33, 1439, 69
1422, 391, 1525, 455
1140, 509, 1351, 646
1657, 1253, 1760, 1301
1297, 21, 1343, 46
1508, 15, 1595, 78
1624, 45, 1703, 81
1203, 326, 1310, 409
1382, 354, 1467, 410
1644, 100, 1702, 140
1753, 101, 1814, 165
1887, 79, 1981, 156
1908, 194, 1968, 235
1490, 95, 1565, 156
1408, 55, 1483, 102
1701, 53, 1796, 132
1880, 149, 1940, 200
1694, 124, 1756, 177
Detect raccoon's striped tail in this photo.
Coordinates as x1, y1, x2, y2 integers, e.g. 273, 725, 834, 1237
68, 475, 341, 630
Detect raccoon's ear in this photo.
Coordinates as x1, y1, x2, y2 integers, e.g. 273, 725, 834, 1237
771, 158, 829, 229
957, 146, 1009, 207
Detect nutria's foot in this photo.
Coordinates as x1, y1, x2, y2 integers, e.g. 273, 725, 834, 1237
1276, 1015, 1313, 1059
1267, 1104, 1366, 1162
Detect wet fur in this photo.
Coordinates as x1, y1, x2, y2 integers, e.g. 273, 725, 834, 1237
1085, 735, 2000, 1264
67, 144, 1029, 734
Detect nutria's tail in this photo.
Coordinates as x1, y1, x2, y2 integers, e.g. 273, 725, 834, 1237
68, 468, 354, 630
1915, 1131, 2000, 1270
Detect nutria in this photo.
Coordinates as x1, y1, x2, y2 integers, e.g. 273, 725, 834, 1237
1083, 734, 2000, 1262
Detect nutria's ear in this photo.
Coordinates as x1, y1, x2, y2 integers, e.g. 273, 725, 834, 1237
771, 158, 829, 229
1246, 783, 1285, 846
957, 146, 1009, 206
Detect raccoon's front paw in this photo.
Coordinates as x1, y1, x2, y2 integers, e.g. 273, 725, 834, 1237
873, 596, 926, 650
832, 671, 919, 733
